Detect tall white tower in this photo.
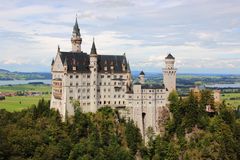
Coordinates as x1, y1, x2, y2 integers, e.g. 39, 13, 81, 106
89, 39, 98, 112
71, 18, 82, 52
163, 54, 177, 93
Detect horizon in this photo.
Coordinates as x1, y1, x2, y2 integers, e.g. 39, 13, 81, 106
1, 68, 240, 76
0, 0, 240, 74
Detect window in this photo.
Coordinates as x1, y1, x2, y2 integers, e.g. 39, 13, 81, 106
76, 75, 79, 78
70, 75, 73, 79
78, 89, 80, 93
76, 83, 78, 86
101, 75, 104, 78
87, 75, 90, 78
70, 83, 72, 86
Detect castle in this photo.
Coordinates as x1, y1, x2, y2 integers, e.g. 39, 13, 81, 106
50, 18, 177, 138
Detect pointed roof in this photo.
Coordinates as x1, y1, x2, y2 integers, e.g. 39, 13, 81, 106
51, 58, 54, 66
90, 39, 97, 55
139, 70, 145, 75
166, 53, 175, 59
57, 45, 60, 53
73, 17, 80, 36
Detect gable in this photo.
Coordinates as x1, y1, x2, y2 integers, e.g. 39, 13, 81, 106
52, 53, 64, 72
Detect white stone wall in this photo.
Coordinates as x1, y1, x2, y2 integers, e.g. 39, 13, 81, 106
125, 85, 167, 137
50, 51, 177, 140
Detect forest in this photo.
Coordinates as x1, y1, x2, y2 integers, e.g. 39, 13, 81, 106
0, 90, 240, 160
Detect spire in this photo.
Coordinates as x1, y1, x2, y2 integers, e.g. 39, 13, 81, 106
57, 45, 60, 53
73, 17, 80, 36
139, 70, 145, 75
71, 16, 82, 52
166, 53, 175, 59
90, 38, 97, 55
51, 58, 54, 66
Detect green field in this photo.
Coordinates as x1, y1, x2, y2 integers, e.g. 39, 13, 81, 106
0, 84, 51, 93
0, 95, 51, 112
221, 93, 240, 108
0, 84, 51, 111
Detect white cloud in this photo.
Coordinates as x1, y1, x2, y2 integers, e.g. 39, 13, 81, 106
0, 0, 239, 74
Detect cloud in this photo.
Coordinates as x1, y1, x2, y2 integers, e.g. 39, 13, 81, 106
0, 0, 239, 74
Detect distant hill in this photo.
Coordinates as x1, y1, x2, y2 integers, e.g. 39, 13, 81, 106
0, 69, 51, 80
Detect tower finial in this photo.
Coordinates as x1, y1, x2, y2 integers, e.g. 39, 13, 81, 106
57, 45, 60, 52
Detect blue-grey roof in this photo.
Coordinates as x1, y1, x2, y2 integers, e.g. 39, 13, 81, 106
141, 84, 165, 89
73, 18, 80, 36
59, 52, 129, 73
139, 71, 145, 75
166, 54, 175, 59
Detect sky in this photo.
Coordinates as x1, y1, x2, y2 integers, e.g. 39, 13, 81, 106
0, 0, 240, 74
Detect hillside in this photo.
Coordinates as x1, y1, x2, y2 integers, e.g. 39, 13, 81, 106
0, 69, 51, 80
0, 93, 240, 159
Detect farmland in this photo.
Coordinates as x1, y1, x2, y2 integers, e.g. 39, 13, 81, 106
0, 95, 51, 112
0, 84, 51, 112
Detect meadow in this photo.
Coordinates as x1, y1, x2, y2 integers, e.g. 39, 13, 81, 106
0, 95, 51, 112
0, 84, 51, 112
221, 93, 240, 108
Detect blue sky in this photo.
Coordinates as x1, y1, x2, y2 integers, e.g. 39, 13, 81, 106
0, 0, 240, 74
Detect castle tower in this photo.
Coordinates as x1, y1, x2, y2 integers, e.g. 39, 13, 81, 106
163, 54, 177, 93
89, 39, 98, 112
139, 71, 145, 84
71, 18, 82, 52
